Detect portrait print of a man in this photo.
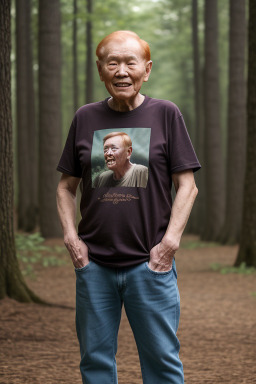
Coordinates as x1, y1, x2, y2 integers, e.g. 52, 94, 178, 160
93, 131, 148, 188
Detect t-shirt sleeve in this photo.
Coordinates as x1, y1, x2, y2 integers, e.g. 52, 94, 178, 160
56, 117, 82, 177
169, 113, 201, 174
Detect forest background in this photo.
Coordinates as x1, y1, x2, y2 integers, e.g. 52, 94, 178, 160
1, 0, 256, 299
1, 1, 256, 383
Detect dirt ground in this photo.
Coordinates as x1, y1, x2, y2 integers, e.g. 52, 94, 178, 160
0, 236, 255, 384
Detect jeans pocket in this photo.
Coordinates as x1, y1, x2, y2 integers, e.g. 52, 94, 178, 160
145, 262, 173, 276
74, 261, 91, 273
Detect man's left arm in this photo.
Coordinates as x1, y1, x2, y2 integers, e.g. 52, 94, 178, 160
149, 170, 198, 272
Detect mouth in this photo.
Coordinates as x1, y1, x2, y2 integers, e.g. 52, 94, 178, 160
106, 158, 116, 166
114, 83, 131, 88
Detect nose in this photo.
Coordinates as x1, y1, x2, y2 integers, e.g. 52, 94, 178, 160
105, 148, 114, 155
116, 63, 128, 77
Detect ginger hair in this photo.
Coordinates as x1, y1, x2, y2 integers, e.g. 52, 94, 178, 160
96, 30, 151, 62
103, 132, 132, 148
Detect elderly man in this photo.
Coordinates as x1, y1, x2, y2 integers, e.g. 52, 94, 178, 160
56, 30, 201, 384
93, 131, 148, 188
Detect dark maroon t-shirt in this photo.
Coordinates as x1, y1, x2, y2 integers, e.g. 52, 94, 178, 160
57, 96, 201, 267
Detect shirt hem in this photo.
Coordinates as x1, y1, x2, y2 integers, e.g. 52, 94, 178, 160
56, 165, 82, 178
170, 163, 201, 174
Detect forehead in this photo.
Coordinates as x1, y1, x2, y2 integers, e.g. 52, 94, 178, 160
100, 38, 144, 61
104, 135, 124, 147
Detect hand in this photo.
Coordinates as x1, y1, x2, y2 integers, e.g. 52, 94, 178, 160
149, 239, 178, 272
64, 235, 89, 269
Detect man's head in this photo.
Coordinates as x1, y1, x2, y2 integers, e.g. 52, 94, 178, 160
103, 132, 132, 172
96, 31, 152, 103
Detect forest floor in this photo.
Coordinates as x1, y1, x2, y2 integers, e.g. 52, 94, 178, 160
0, 235, 256, 384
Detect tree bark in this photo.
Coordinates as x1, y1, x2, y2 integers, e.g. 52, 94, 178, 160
26, 0, 38, 231
73, 0, 79, 111
16, 0, 37, 232
187, 0, 205, 234
201, 0, 225, 241
38, 0, 62, 237
219, 0, 246, 244
235, 0, 256, 267
85, 0, 93, 104
0, 0, 43, 302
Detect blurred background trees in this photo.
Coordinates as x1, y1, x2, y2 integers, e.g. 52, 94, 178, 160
1, 0, 255, 303
0, 0, 43, 302
235, 0, 256, 267
38, 0, 62, 238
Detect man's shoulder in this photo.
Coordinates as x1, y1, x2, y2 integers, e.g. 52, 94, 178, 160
147, 97, 182, 117
93, 170, 113, 188
97, 170, 113, 180
74, 100, 106, 119
133, 164, 148, 172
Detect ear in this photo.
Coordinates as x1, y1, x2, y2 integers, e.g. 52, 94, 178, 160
127, 146, 133, 160
143, 60, 152, 82
96, 60, 104, 82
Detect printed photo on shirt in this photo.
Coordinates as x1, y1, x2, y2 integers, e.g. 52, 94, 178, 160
91, 128, 151, 188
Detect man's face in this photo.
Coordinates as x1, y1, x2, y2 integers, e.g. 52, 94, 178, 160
97, 38, 152, 102
104, 136, 132, 172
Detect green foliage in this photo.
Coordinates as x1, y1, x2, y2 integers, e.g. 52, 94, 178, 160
210, 262, 256, 275
15, 232, 67, 278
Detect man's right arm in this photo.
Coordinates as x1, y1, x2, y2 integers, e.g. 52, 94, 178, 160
56, 173, 89, 269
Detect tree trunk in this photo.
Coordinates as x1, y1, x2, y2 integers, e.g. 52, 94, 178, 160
219, 0, 246, 244
38, 0, 62, 237
85, 0, 93, 104
201, 0, 225, 241
187, 0, 205, 234
0, 0, 43, 302
235, 0, 256, 267
73, 0, 79, 111
26, 0, 38, 231
16, 0, 37, 232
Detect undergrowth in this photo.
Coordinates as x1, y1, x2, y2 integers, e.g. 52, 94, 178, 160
210, 262, 256, 275
15, 232, 67, 279
180, 239, 256, 275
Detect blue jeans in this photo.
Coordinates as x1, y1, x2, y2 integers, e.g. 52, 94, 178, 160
75, 259, 184, 384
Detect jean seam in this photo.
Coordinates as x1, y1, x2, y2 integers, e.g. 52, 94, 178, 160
112, 300, 122, 384
175, 282, 181, 348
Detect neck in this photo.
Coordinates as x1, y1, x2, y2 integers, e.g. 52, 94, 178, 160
113, 162, 133, 180
108, 94, 145, 112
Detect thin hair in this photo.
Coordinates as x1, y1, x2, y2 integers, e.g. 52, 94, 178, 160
96, 30, 151, 62
103, 132, 132, 148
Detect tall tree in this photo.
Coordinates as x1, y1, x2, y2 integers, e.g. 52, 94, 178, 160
38, 0, 62, 237
235, 0, 256, 267
85, 0, 93, 104
219, 0, 246, 244
16, 0, 37, 231
188, 0, 205, 234
0, 0, 42, 302
73, 0, 79, 111
202, 0, 225, 241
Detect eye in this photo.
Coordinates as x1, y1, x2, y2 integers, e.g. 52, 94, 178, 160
128, 62, 136, 66
104, 146, 118, 153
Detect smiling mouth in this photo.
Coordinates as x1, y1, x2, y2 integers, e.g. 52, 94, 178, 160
114, 83, 131, 88
106, 158, 116, 166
